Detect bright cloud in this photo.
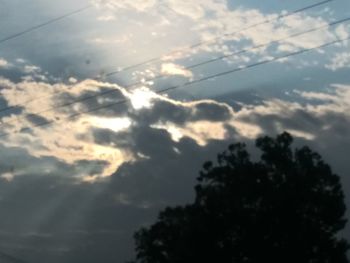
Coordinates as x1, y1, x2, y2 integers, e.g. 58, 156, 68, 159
97, 15, 116, 21
153, 121, 227, 146
0, 58, 9, 68
93, 0, 157, 12
91, 0, 348, 81
161, 63, 193, 78
89, 34, 132, 45
167, 0, 206, 20
326, 52, 350, 71
0, 76, 231, 180
0, 78, 134, 179
128, 88, 156, 110
1, 172, 15, 182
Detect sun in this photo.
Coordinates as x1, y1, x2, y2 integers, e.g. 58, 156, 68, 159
128, 88, 156, 110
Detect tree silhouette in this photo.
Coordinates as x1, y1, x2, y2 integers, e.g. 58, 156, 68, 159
130, 132, 349, 263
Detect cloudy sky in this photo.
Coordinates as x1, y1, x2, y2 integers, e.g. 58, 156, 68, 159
0, 0, 350, 262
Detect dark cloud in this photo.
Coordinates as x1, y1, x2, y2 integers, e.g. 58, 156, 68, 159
55, 86, 128, 117
25, 114, 50, 126
131, 98, 233, 126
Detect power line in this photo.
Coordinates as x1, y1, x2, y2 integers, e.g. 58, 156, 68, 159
131, 17, 350, 84
1, 15, 348, 129
1, 35, 349, 138
158, 36, 350, 94
0, 4, 91, 45
0, 0, 332, 115
104, 0, 333, 77
0, 4, 91, 114
185, 17, 350, 70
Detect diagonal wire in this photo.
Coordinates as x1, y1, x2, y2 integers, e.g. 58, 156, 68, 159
0, 5, 91, 45
185, 17, 350, 70
0, 0, 333, 115
158, 36, 350, 94
1, 15, 348, 129
104, 0, 334, 77
1, 35, 349, 138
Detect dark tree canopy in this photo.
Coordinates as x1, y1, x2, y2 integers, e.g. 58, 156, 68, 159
130, 132, 349, 263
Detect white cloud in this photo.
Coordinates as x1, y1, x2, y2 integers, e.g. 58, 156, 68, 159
167, 0, 206, 20
15, 58, 26, 64
93, 0, 157, 12
97, 15, 116, 21
335, 24, 349, 40
68, 77, 78, 84
91, 116, 132, 133
128, 88, 156, 109
230, 85, 350, 141
102, 0, 345, 73
0, 79, 133, 179
89, 34, 132, 45
1, 172, 15, 182
231, 121, 263, 139
89, 0, 347, 83
326, 52, 350, 71
23, 65, 41, 74
0, 58, 9, 68
161, 63, 193, 78
153, 121, 227, 146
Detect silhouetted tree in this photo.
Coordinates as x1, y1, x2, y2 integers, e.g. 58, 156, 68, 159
130, 132, 349, 263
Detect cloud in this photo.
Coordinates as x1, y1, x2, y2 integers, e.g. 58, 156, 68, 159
326, 52, 350, 71
68, 77, 78, 84
90, 0, 350, 87
97, 15, 116, 21
23, 65, 41, 74
2, 60, 350, 182
98, 0, 339, 51
0, 78, 134, 179
88, 35, 132, 45
167, 0, 206, 20
127, 88, 155, 110
93, 0, 157, 12
335, 24, 350, 40
161, 63, 193, 78
0, 172, 15, 182
0, 75, 234, 180
0, 58, 10, 69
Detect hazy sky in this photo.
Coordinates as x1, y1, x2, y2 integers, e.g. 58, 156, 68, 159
0, 0, 350, 262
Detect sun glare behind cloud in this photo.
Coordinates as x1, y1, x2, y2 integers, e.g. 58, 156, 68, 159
128, 88, 156, 110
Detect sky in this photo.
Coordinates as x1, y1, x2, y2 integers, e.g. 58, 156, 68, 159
0, 0, 350, 262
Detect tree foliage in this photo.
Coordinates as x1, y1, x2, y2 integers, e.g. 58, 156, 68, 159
130, 132, 349, 263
